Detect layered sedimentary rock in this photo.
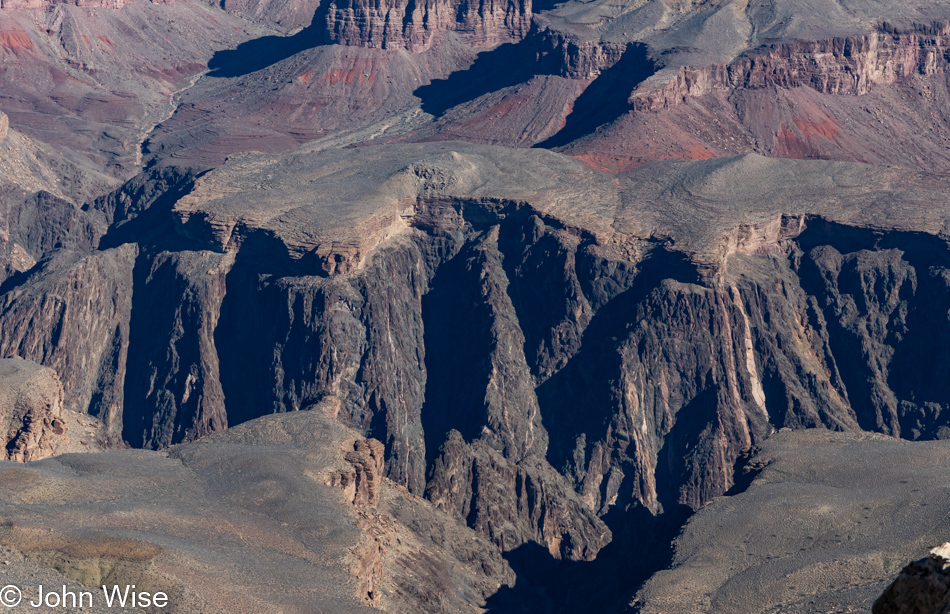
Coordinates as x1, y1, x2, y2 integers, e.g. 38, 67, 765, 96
562, 21, 950, 172
323, 0, 531, 52
632, 23, 950, 111
9, 0, 950, 608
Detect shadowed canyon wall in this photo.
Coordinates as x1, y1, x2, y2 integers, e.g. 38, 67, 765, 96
6, 172, 950, 566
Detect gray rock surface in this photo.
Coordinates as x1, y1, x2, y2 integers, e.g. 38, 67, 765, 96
0, 408, 513, 613
633, 429, 950, 614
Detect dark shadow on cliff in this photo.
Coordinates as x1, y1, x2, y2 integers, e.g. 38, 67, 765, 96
794, 218, 950, 437
536, 247, 702, 477
653, 387, 722, 511
207, 1, 331, 78
723, 444, 765, 497
531, 0, 566, 11
123, 251, 210, 448
95, 168, 206, 252
484, 504, 692, 613
214, 237, 311, 430
414, 41, 551, 118
535, 44, 655, 149
420, 240, 498, 466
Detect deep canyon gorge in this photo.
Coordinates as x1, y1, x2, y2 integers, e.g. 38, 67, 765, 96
2, 0, 950, 611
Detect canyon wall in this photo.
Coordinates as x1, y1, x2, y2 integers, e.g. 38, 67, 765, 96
323, 0, 531, 51
6, 155, 950, 564
632, 22, 950, 111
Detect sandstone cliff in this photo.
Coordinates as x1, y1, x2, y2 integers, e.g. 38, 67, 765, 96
322, 0, 531, 52
633, 23, 950, 111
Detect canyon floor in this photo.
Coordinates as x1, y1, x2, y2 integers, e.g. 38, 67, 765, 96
2, 0, 950, 611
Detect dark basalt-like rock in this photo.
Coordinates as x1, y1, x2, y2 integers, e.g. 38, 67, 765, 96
874, 544, 950, 614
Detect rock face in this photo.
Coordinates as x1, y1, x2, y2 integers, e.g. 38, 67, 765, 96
564, 21, 950, 172
11, 0, 950, 608
322, 0, 531, 52
874, 544, 950, 614
0, 358, 67, 461
0, 409, 514, 613
14, 145, 950, 567
0, 246, 137, 443
14, 144, 950, 569
632, 23, 950, 112
342, 438, 386, 506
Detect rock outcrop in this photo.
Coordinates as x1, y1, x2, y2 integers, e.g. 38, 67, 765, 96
0, 358, 67, 461
322, 0, 531, 52
16, 145, 950, 562
874, 543, 950, 614
0, 410, 516, 613
342, 438, 386, 506
633, 22, 950, 112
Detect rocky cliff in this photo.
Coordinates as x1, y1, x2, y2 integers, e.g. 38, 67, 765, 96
10, 145, 950, 568
0, 358, 67, 461
322, 0, 531, 51
632, 23, 950, 111
560, 20, 950, 172
0, 358, 104, 461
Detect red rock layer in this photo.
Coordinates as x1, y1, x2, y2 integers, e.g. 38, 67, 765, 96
562, 22, 950, 173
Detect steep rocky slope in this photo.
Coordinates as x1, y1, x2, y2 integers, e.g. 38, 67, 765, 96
632, 429, 950, 614
10, 143, 950, 575
6, 0, 950, 610
0, 408, 513, 613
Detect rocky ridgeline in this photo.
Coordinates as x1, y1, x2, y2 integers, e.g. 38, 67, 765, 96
322, 0, 531, 51
11, 147, 950, 563
632, 21, 950, 111
874, 543, 950, 614
530, 25, 629, 79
